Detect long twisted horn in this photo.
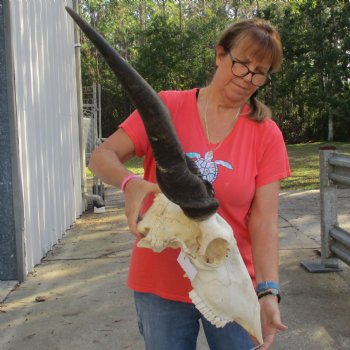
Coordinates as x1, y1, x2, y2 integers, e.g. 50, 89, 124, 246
65, 6, 218, 219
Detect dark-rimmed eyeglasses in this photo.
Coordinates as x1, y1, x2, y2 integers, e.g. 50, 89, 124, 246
229, 51, 270, 87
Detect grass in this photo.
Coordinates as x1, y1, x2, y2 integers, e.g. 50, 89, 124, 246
85, 167, 93, 178
125, 158, 145, 176
86, 142, 350, 191
85, 159, 144, 179
282, 142, 350, 191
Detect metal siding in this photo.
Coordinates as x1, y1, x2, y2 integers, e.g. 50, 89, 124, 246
10, 0, 82, 274
0, 0, 18, 280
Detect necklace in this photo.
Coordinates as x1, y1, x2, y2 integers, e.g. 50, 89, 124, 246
203, 96, 241, 154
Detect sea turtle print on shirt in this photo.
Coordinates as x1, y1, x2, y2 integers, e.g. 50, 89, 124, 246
187, 151, 233, 184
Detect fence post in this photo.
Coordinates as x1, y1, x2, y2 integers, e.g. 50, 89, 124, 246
301, 147, 342, 272
319, 149, 341, 268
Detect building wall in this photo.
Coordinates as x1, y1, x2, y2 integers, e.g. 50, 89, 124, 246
0, 0, 19, 280
9, 0, 82, 275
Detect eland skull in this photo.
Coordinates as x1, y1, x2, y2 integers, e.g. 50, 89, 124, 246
138, 193, 263, 345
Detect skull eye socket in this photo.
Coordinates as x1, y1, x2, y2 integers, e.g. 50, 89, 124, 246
204, 238, 230, 265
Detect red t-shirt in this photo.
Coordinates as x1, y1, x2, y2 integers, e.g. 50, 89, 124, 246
120, 88, 290, 303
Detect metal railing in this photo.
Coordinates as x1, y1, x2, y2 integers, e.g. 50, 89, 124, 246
302, 148, 350, 272
82, 83, 105, 210
83, 83, 102, 163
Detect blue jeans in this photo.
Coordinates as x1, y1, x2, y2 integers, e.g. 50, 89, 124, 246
134, 291, 257, 350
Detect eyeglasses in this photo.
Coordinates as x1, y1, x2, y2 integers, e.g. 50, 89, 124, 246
229, 51, 270, 87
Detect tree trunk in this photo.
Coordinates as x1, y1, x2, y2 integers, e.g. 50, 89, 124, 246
328, 111, 334, 142
162, 0, 166, 17
139, 0, 145, 46
179, 0, 182, 31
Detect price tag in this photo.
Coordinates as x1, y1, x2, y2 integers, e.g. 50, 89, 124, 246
250, 345, 263, 350
177, 250, 198, 281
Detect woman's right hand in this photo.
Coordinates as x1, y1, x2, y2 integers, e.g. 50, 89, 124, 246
123, 177, 160, 238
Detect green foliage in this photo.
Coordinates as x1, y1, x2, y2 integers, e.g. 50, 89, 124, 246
267, 0, 350, 143
134, 10, 229, 91
79, 0, 350, 141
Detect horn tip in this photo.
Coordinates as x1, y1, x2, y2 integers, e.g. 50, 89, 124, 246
65, 6, 75, 16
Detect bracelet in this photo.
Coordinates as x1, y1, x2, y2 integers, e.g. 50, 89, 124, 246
256, 281, 280, 294
120, 174, 140, 192
257, 290, 281, 303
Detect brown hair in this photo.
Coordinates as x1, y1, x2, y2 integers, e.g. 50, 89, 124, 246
217, 19, 283, 121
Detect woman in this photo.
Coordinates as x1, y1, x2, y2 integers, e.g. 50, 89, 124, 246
89, 18, 290, 350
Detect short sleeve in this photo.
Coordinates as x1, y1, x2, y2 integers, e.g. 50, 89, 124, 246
255, 120, 290, 188
119, 109, 149, 158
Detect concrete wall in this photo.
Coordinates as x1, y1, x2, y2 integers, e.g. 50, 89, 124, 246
0, 0, 83, 280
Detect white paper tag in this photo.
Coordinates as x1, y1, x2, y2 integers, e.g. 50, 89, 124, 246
177, 250, 198, 281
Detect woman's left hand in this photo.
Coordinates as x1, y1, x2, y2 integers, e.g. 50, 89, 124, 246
259, 296, 288, 349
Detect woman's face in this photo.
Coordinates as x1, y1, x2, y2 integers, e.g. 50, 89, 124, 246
213, 43, 272, 106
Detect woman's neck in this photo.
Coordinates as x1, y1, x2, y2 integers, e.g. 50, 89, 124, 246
200, 86, 243, 112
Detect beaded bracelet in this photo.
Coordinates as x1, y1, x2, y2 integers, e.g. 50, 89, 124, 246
120, 174, 140, 192
257, 290, 281, 303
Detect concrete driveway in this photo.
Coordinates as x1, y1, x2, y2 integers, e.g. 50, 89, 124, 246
1, 188, 350, 350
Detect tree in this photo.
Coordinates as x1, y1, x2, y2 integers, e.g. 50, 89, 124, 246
79, 0, 350, 142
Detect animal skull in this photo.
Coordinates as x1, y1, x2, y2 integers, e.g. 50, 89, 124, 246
138, 194, 263, 345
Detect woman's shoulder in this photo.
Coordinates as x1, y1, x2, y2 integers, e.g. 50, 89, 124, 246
158, 88, 199, 116
259, 117, 282, 133
242, 110, 282, 136
239, 112, 285, 151
158, 88, 198, 102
